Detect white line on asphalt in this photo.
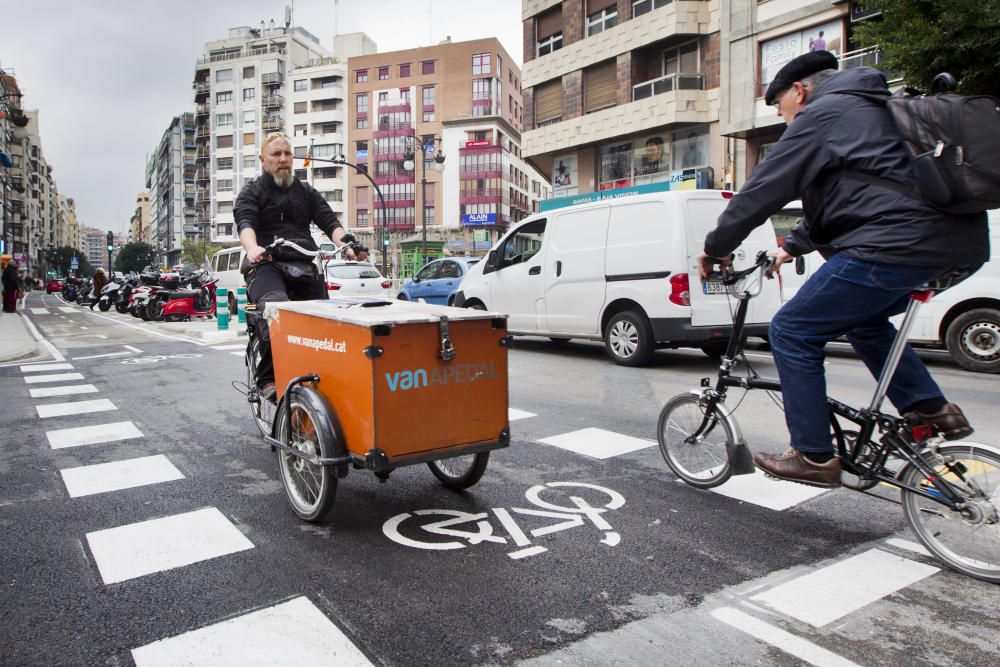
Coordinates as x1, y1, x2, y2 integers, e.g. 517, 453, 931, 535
36, 398, 118, 419
131, 596, 372, 666
123, 345, 142, 353
46, 421, 144, 450
23, 372, 86, 384
749, 548, 939, 627
211, 343, 246, 350
711, 607, 860, 667
706, 469, 829, 511
71, 351, 131, 360
60, 455, 184, 498
19, 312, 65, 362
58, 307, 77, 313
509, 408, 537, 421
86, 310, 207, 346
29, 384, 99, 398
230, 351, 244, 356
883, 537, 932, 558
538, 428, 656, 459
30, 308, 49, 315
86, 507, 254, 585
19, 363, 74, 372
74, 334, 109, 339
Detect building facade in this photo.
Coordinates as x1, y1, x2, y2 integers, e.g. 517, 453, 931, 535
128, 191, 150, 244
80, 226, 107, 271
347, 37, 548, 276
192, 20, 333, 244
146, 113, 196, 266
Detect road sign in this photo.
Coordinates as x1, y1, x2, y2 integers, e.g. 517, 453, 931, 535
70, 256, 79, 269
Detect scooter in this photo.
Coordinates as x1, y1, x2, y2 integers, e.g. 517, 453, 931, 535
159, 270, 219, 322
96, 279, 121, 312
142, 270, 199, 321
75, 278, 93, 306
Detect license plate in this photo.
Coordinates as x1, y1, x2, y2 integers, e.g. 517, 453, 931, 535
702, 280, 727, 295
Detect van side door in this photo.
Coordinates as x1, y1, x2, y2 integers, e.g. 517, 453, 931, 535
489, 219, 547, 331
543, 207, 610, 334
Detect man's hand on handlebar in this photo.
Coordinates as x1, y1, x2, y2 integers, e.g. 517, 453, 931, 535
696, 251, 732, 281
764, 247, 793, 279
246, 245, 269, 264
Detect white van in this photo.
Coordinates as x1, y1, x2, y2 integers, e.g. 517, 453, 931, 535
774, 206, 1000, 374
453, 190, 783, 366
210, 246, 246, 314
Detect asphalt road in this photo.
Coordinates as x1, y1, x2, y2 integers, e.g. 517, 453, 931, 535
2, 292, 998, 666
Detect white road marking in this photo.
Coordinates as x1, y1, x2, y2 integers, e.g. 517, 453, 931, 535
211, 343, 246, 350
131, 596, 372, 666
230, 350, 244, 356
74, 334, 109, 339
29, 384, 99, 398
58, 307, 77, 313
60, 455, 184, 498
86, 507, 254, 585
20, 363, 74, 372
71, 351, 131, 360
123, 345, 143, 353
36, 398, 117, 419
24, 372, 86, 384
509, 408, 537, 421
538, 428, 656, 459
749, 548, 939, 627
46, 421, 144, 449
86, 310, 207, 346
30, 308, 49, 315
707, 469, 829, 511
19, 313, 65, 361
883, 537, 932, 557
712, 607, 860, 667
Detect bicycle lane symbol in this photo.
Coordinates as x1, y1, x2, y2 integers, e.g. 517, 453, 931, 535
382, 482, 625, 560
120, 353, 203, 365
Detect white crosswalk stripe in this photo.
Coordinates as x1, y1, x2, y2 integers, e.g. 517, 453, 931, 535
29, 384, 99, 398
46, 421, 143, 449
538, 427, 656, 459
60, 455, 184, 498
20, 363, 74, 372
509, 408, 536, 421
24, 372, 86, 384
36, 398, 117, 418
212, 343, 247, 350
706, 469, 829, 511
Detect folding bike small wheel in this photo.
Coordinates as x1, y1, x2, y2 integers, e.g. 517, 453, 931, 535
427, 453, 490, 490
657, 393, 736, 488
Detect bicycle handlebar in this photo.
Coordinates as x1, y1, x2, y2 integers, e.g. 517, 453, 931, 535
722, 251, 773, 286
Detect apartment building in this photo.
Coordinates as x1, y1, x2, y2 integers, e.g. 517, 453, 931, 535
192, 20, 332, 244
146, 113, 196, 266
520, 0, 720, 203
128, 192, 150, 244
1, 70, 30, 266
347, 37, 547, 275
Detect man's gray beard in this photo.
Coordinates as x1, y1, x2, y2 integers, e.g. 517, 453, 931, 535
270, 170, 294, 188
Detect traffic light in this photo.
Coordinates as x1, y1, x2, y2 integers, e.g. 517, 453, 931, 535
106, 230, 114, 252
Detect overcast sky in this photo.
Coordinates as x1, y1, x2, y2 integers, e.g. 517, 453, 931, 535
1, 0, 524, 235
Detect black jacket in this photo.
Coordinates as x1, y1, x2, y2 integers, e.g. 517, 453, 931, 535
705, 67, 989, 267
233, 175, 341, 253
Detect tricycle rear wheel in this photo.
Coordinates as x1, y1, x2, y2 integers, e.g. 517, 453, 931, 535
274, 387, 338, 522
428, 453, 489, 490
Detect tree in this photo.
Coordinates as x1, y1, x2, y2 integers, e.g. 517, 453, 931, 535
854, 0, 1000, 96
46, 246, 94, 277
114, 242, 157, 273
182, 240, 224, 268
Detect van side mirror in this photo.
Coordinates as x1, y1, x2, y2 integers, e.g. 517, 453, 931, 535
795, 256, 806, 275
483, 250, 499, 275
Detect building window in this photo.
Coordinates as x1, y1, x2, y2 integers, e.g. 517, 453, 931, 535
216, 157, 233, 171
421, 60, 435, 75
242, 110, 256, 127
243, 156, 257, 170
216, 223, 233, 236
356, 210, 369, 227
217, 179, 233, 192
598, 142, 633, 190
587, 6, 619, 36
422, 85, 435, 108
217, 201, 233, 214
215, 113, 233, 128
243, 132, 256, 146
216, 91, 232, 105
357, 117, 368, 129
243, 66, 255, 79
633, 0, 672, 18
294, 101, 307, 114
378, 66, 389, 80
423, 111, 435, 122
293, 79, 308, 92
472, 53, 491, 76
294, 124, 307, 136
243, 87, 256, 101
216, 68, 233, 82
356, 94, 368, 114
537, 33, 563, 57
378, 91, 389, 104
355, 69, 368, 83
399, 63, 411, 77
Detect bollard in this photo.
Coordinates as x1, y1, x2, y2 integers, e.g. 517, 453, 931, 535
236, 287, 248, 324
216, 287, 230, 329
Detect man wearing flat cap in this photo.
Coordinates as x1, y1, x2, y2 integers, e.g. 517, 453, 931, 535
697, 52, 988, 487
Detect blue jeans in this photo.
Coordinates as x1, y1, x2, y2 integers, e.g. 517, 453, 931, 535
769, 254, 957, 455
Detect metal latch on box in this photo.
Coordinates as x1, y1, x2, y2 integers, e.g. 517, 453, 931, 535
438, 316, 456, 361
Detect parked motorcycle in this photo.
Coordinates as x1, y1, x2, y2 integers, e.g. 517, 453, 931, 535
96, 278, 122, 312
62, 278, 79, 303
129, 269, 168, 319
142, 270, 199, 321
75, 278, 93, 306
157, 270, 219, 322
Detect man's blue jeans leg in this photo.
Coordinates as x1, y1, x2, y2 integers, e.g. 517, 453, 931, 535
768, 254, 948, 455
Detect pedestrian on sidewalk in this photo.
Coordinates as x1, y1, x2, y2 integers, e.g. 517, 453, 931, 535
2, 260, 20, 313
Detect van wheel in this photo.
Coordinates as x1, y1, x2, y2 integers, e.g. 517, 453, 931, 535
945, 308, 1000, 373
700, 340, 729, 359
465, 301, 487, 311
604, 310, 654, 366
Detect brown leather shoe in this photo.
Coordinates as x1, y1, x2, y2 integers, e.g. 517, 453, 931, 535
914, 402, 973, 440
754, 449, 841, 488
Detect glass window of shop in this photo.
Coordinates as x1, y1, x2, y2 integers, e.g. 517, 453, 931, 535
598, 142, 633, 190
633, 133, 670, 185
672, 127, 708, 170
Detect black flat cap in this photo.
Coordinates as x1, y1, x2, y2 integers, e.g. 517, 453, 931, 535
764, 50, 839, 105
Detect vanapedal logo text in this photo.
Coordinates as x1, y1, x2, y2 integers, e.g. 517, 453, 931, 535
385, 362, 500, 391
286, 334, 347, 353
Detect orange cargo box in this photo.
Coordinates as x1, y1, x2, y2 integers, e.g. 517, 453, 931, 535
267, 297, 510, 466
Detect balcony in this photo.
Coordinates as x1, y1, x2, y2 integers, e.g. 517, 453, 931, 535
262, 115, 284, 131
839, 46, 902, 83
194, 81, 210, 100
262, 94, 284, 108
632, 72, 705, 101
196, 127, 210, 139
196, 103, 210, 116
261, 71, 285, 85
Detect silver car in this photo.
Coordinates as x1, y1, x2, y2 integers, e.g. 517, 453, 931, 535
324, 261, 392, 298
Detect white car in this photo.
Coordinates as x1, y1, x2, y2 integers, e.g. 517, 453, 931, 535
772, 205, 1000, 374
324, 261, 392, 298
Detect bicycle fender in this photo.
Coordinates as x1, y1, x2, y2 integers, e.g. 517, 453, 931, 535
686, 390, 755, 476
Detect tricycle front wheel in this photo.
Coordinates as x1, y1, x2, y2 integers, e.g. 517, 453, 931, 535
428, 453, 489, 490
274, 387, 338, 522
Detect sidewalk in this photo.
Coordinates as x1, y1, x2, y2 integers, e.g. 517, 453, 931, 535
0, 312, 40, 363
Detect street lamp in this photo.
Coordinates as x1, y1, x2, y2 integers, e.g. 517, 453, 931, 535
402, 136, 445, 267
295, 154, 390, 276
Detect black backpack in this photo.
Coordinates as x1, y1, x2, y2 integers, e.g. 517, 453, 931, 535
842, 79, 1000, 214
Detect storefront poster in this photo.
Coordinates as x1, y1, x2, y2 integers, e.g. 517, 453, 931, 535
552, 154, 578, 195
759, 19, 844, 97
598, 142, 633, 191
633, 134, 670, 184
672, 128, 707, 170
